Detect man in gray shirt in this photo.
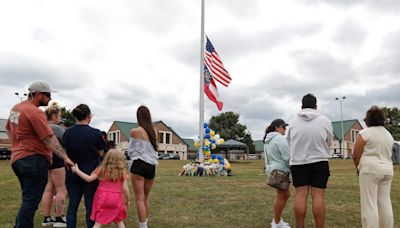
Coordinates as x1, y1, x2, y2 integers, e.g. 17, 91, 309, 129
286, 93, 333, 228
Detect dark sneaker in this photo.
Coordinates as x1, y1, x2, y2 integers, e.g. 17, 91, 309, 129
42, 216, 55, 226
53, 216, 67, 227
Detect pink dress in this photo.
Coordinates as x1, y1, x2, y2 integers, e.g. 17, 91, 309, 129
90, 170, 127, 224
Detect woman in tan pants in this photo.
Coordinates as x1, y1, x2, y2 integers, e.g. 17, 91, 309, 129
353, 105, 394, 228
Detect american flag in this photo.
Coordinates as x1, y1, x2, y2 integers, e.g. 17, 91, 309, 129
204, 36, 232, 87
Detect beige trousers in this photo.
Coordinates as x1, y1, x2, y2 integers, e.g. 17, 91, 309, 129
359, 173, 393, 228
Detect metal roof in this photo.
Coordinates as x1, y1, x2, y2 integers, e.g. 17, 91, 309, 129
332, 119, 361, 141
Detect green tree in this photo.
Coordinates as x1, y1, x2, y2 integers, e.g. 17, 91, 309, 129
208, 111, 255, 153
383, 107, 400, 141
61, 107, 75, 127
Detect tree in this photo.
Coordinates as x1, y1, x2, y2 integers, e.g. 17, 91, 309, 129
383, 107, 400, 141
61, 107, 75, 127
208, 111, 255, 153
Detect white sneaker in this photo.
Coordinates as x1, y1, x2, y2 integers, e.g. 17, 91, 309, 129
271, 219, 291, 228
281, 218, 290, 226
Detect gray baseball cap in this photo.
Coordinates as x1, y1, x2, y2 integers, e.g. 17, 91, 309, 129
28, 81, 57, 93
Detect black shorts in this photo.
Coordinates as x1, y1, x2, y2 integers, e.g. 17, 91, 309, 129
49, 155, 65, 169
290, 161, 330, 189
130, 159, 156, 179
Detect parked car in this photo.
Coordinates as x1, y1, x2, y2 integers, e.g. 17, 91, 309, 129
330, 154, 343, 159
247, 154, 258, 160
158, 153, 180, 160
0, 148, 11, 160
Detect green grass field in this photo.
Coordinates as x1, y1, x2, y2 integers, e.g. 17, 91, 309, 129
0, 160, 399, 228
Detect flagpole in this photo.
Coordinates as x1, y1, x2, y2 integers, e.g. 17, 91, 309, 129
198, 0, 205, 161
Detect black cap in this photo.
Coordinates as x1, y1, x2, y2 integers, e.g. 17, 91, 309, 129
270, 119, 288, 128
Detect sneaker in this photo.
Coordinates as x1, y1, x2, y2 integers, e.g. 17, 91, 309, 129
271, 219, 291, 228
42, 216, 55, 226
280, 218, 290, 226
53, 216, 67, 227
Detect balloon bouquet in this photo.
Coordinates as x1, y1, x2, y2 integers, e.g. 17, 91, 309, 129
178, 124, 231, 176
193, 123, 231, 170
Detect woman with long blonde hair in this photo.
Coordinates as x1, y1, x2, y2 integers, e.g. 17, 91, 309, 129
71, 149, 130, 228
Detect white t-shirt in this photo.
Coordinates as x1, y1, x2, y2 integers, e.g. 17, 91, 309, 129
358, 126, 394, 176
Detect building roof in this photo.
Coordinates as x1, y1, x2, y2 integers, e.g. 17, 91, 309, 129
332, 119, 361, 141
220, 139, 248, 147
112, 120, 188, 146
182, 138, 196, 151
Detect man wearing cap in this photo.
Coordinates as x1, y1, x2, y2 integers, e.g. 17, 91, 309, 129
6, 81, 74, 228
286, 93, 333, 228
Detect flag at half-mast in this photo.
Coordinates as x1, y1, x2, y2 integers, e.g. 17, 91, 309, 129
204, 36, 232, 87
204, 66, 223, 111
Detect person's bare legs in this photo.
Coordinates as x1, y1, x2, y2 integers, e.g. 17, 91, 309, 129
311, 187, 326, 228
294, 186, 309, 228
144, 178, 154, 217
117, 221, 126, 228
274, 188, 290, 224
93, 222, 102, 228
132, 174, 147, 222
51, 167, 67, 217
41, 170, 55, 217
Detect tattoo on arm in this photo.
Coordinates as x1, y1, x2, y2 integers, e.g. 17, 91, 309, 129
44, 135, 67, 159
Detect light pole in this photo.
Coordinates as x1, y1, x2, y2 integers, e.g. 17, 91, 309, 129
335, 96, 346, 158
15, 92, 27, 102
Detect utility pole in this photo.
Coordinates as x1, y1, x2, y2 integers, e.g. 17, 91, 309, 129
335, 96, 346, 159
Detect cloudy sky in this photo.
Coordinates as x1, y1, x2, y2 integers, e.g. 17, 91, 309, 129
1, 0, 400, 140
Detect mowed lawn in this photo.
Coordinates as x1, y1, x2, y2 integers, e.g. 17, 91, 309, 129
0, 160, 399, 228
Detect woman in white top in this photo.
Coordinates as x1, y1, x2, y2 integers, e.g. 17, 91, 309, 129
353, 105, 394, 228
127, 106, 158, 228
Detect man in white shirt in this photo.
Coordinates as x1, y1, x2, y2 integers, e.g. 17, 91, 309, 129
286, 93, 333, 228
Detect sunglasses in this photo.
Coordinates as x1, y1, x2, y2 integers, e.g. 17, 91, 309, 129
41, 92, 51, 98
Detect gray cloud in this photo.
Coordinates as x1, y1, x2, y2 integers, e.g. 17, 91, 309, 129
333, 19, 368, 48
169, 22, 322, 69
292, 49, 357, 86
299, 0, 400, 13
360, 30, 400, 80
0, 54, 87, 91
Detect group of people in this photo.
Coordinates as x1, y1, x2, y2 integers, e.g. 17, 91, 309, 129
264, 93, 395, 228
6, 81, 158, 228
5, 81, 396, 228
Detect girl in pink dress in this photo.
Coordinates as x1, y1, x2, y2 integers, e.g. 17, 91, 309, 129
71, 149, 130, 228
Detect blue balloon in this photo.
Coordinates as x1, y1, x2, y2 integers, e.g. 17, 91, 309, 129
217, 155, 223, 160
204, 134, 211, 139
211, 139, 216, 144
204, 123, 208, 129
205, 128, 210, 133
211, 154, 217, 159
220, 161, 225, 165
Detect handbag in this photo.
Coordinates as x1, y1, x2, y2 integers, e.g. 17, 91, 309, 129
267, 169, 290, 191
